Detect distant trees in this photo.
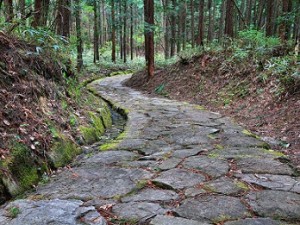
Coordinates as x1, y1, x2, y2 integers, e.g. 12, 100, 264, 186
1, 0, 299, 75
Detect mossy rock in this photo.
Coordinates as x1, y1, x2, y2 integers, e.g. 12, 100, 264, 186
0, 143, 41, 196
50, 136, 81, 168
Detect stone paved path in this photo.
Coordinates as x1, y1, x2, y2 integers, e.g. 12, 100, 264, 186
1, 75, 300, 225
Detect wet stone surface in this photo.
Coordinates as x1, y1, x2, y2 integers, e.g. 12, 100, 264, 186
0, 75, 299, 225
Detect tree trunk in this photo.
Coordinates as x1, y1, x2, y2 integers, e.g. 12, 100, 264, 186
4, 0, 13, 23
196, 0, 204, 46
190, 0, 195, 47
256, 0, 265, 29
177, 1, 181, 53
218, 0, 226, 42
245, 0, 252, 27
144, 0, 155, 78
279, 0, 289, 42
181, 0, 187, 50
225, 0, 234, 38
207, 0, 213, 42
293, 0, 300, 41
74, 0, 83, 71
123, 0, 127, 63
130, 3, 134, 60
119, 0, 123, 59
56, 0, 71, 38
266, 0, 274, 36
111, 0, 116, 63
163, 0, 170, 58
170, 0, 176, 56
93, 0, 99, 63
42, 0, 50, 26
32, 0, 42, 27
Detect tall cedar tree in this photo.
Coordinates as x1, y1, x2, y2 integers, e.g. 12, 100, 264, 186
224, 0, 234, 37
93, 0, 100, 63
144, 0, 155, 78
196, 0, 204, 46
111, 0, 116, 63
74, 0, 83, 71
56, 0, 71, 38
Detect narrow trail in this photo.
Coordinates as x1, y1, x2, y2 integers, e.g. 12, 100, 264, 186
1, 75, 299, 225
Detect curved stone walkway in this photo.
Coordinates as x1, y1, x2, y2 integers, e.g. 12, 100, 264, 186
1, 75, 300, 225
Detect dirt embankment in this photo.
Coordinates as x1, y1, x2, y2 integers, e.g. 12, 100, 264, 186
125, 52, 300, 168
0, 32, 90, 203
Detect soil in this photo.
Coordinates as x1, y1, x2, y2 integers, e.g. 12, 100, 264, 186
125, 52, 300, 168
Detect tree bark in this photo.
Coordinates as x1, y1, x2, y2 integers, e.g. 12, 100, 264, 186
74, 0, 83, 71
93, 0, 99, 63
225, 0, 234, 38
279, 0, 289, 42
111, 0, 116, 63
218, 0, 226, 42
170, 0, 176, 56
130, 3, 134, 60
196, 0, 204, 46
123, 0, 127, 63
144, 0, 155, 78
163, 0, 170, 58
266, 0, 274, 36
190, 0, 195, 47
207, 0, 213, 42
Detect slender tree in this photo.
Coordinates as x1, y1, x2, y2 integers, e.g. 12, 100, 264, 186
224, 0, 234, 38
190, 0, 195, 47
196, 0, 204, 46
74, 0, 83, 71
111, 0, 116, 63
266, 0, 274, 36
170, 0, 176, 56
144, 0, 155, 78
93, 0, 100, 63
32, 0, 42, 27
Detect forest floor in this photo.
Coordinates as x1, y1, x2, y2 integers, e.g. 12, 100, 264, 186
125, 52, 300, 169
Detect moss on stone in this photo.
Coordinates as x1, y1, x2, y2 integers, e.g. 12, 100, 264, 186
99, 104, 112, 128
264, 149, 286, 157
99, 141, 119, 151
242, 129, 260, 139
235, 181, 249, 191
50, 136, 81, 168
1, 143, 40, 196
194, 105, 206, 110
79, 126, 100, 144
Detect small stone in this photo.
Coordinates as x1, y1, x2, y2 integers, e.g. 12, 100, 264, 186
245, 190, 300, 220
150, 215, 212, 225
158, 158, 182, 170
224, 218, 283, 225
153, 168, 205, 189
183, 156, 229, 178
176, 196, 250, 223
122, 189, 178, 202
113, 202, 166, 220
203, 177, 247, 195
236, 174, 300, 193
236, 158, 294, 175
184, 188, 206, 197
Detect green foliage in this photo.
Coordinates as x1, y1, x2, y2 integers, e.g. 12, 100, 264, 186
238, 29, 280, 49
8, 207, 20, 218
